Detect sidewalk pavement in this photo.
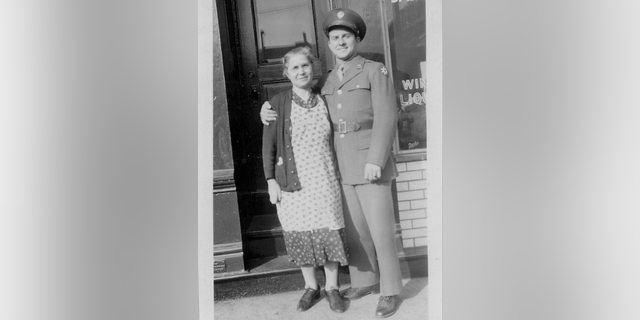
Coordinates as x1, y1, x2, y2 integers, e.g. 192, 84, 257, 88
214, 277, 428, 320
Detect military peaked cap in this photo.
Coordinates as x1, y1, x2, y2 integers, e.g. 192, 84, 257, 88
322, 8, 367, 40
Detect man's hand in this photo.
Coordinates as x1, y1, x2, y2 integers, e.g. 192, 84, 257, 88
267, 179, 282, 204
260, 101, 277, 125
364, 163, 382, 182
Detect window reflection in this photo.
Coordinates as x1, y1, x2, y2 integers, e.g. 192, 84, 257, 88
387, 0, 427, 151
255, 0, 317, 64
342, 1, 387, 65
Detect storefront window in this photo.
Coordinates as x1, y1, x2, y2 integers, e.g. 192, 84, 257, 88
385, 0, 427, 152
341, 1, 387, 65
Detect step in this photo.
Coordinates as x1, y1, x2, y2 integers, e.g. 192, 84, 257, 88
214, 246, 427, 301
244, 214, 287, 259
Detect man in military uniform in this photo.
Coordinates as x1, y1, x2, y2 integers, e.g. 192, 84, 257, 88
261, 8, 403, 318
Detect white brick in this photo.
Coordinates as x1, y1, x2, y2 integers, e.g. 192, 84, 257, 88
414, 237, 428, 247
397, 170, 422, 182
409, 179, 427, 190
412, 218, 427, 228
397, 190, 423, 201
402, 228, 428, 238
411, 199, 427, 209
422, 170, 427, 179
396, 162, 407, 172
396, 182, 409, 191
402, 239, 415, 248
397, 201, 411, 211
399, 209, 426, 220
400, 220, 413, 230
407, 160, 427, 171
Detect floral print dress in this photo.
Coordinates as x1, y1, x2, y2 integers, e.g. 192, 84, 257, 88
276, 91, 349, 267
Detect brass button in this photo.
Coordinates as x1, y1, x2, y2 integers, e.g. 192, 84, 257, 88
337, 103, 342, 109
340, 134, 345, 138
337, 90, 342, 94
294, 183, 298, 186
356, 85, 360, 88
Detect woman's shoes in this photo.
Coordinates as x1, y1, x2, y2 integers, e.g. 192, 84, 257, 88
297, 286, 347, 313
297, 287, 320, 311
325, 287, 346, 313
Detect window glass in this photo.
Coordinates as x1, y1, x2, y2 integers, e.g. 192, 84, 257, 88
386, 0, 427, 151
342, 1, 387, 65
255, 0, 317, 64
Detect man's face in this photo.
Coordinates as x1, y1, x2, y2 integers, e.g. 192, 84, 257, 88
327, 28, 360, 62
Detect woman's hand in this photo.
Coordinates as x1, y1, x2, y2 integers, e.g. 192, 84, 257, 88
260, 102, 277, 125
267, 179, 282, 204
364, 163, 382, 182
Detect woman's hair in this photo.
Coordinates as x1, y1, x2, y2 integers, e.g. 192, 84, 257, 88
282, 46, 316, 77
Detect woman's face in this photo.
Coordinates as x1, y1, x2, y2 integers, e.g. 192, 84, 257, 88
285, 54, 313, 89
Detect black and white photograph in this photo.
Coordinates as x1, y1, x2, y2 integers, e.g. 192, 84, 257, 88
204, 0, 441, 319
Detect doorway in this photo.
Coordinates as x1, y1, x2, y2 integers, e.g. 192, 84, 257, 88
224, 0, 332, 268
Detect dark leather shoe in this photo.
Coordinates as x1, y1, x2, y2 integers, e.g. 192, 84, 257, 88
297, 287, 320, 311
375, 295, 400, 318
325, 288, 346, 313
343, 283, 380, 300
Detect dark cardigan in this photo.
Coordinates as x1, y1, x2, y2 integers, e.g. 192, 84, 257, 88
262, 89, 338, 192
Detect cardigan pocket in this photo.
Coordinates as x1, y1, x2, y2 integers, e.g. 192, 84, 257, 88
275, 164, 286, 187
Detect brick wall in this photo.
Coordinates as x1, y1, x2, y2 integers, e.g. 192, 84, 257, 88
396, 160, 427, 248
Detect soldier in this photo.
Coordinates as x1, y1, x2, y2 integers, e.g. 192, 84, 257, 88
261, 8, 403, 318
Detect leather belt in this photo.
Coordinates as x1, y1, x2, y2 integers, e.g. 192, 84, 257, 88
333, 120, 374, 134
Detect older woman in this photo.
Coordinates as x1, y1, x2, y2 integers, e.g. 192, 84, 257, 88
262, 46, 348, 313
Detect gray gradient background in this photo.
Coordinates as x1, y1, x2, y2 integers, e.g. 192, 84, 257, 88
2, 1, 639, 319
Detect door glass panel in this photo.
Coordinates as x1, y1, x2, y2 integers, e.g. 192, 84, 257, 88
255, 0, 317, 64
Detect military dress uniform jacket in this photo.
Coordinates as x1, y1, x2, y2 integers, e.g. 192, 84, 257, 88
262, 89, 340, 191
320, 55, 398, 185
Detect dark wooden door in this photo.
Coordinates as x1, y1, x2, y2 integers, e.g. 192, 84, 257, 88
231, 0, 331, 262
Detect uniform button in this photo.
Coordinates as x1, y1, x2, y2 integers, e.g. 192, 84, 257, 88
288, 158, 292, 161
337, 103, 342, 109
340, 134, 345, 138
291, 171, 295, 174
337, 90, 342, 94
294, 183, 298, 186
286, 145, 290, 148
356, 85, 360, 88
339, 119, 343, 122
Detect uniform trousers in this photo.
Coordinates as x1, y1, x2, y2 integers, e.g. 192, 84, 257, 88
341, 181, 403, 296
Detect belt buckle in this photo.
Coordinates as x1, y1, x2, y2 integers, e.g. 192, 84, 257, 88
338, 121, 347, 134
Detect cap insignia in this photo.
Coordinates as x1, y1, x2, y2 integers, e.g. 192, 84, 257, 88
337, 11, 344, 18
